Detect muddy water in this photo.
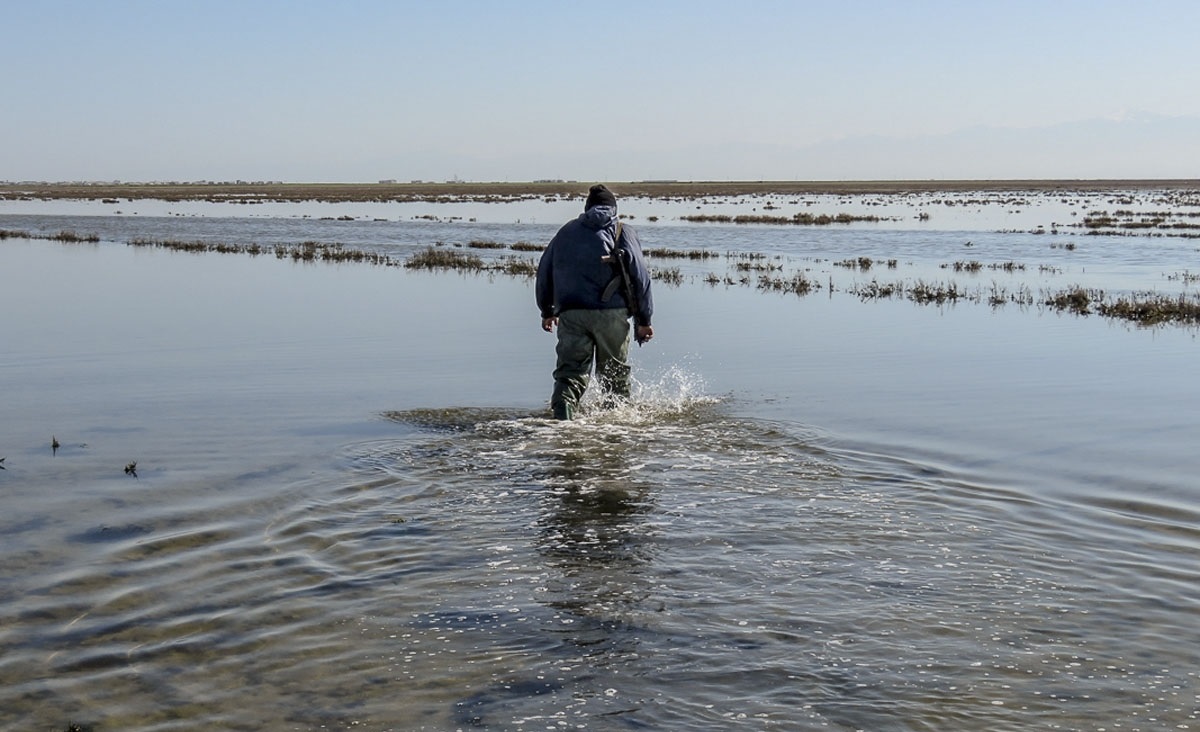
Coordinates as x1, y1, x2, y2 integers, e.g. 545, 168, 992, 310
1, 200, 1198, 730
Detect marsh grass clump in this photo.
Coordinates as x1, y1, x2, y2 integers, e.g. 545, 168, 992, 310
2, 228, 100, 243
736, 260, 782, 272
466, 239, 506, 250
316, 244, 392, 264
1097, 293, 1200, 326
404, 249, 539, 277
404, 247, 485, 271
834, 257, 874, 271
510, 241, 545, 252
643, 247, 716, 260
213, 241, 246, 254
704, 272, 747, 287
989, 283, 1035, 307
130, 237, 213, 253
909, 280, 965, 304
495, 257, 538, 277
850, 280, 902, 300
1044, 286, 1101, 315
990, 261, 1026, 272
49, 230, 100, 243
278, 241, 392, 265
758, 271, 816, 296
945, 260, 983, 272
653, 267, 684, 286
794, 212, 884, 225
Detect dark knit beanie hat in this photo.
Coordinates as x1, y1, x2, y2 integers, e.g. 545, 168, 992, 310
584, 184, 617, 211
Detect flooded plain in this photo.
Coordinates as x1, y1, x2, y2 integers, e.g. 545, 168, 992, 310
1, 186, 1198, 730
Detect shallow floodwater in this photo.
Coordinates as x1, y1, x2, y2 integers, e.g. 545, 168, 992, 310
1, 196, 1198, 731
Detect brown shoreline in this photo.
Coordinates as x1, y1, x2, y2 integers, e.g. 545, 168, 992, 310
3, 179, 1198, 203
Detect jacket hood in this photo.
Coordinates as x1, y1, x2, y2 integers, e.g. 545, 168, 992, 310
579, 205, 617, 230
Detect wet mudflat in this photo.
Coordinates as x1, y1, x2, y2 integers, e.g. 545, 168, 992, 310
1, 187, 1198, 730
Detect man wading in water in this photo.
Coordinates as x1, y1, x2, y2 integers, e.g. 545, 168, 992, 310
536, 184, 655, 420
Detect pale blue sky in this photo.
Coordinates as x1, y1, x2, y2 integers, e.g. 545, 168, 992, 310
5, 0, 1198, 182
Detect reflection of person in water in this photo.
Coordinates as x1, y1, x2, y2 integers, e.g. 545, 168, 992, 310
534, 437, 658, 623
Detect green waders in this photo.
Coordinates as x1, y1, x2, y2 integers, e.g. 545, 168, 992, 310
551, 308, 632, 420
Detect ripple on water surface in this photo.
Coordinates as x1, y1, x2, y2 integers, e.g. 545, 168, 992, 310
2, 389, 1197, 730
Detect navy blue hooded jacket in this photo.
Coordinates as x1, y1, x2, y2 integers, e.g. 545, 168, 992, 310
536, 205, 654, 327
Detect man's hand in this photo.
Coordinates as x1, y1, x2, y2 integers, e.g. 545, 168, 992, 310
542, 316, 558, 333
635, 325, 654, 345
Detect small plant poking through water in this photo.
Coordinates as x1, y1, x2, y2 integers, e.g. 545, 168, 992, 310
945, 260, 983, 272
653, 267, 684, 286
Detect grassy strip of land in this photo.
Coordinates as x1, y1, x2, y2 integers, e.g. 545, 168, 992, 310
5, 179, 1199, 204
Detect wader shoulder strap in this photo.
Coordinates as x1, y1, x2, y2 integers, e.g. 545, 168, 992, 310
600, 221, 638, 317
600, 220, 625, 301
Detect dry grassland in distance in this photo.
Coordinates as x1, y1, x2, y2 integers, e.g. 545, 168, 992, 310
4, 180, 1200, 204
